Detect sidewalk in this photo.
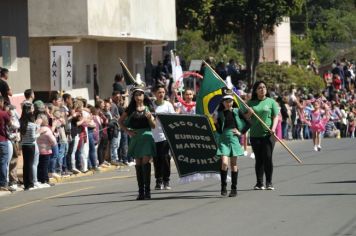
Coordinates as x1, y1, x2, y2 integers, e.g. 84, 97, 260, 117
0, 154, 128, 197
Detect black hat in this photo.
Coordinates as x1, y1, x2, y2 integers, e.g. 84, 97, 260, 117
222, 87, 234, 100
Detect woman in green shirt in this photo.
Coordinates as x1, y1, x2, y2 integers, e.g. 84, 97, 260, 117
245, 81, 279, 190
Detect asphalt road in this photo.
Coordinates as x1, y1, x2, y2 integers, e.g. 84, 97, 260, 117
0, 138, 355, 236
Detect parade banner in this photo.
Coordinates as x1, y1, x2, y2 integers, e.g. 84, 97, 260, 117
157, 114, 220, 178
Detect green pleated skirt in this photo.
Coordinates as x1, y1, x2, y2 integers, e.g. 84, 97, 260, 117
128, 128, 156, 158
216, 129, 244, 157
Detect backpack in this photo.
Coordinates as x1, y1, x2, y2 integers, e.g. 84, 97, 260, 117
107, 118, 119, 140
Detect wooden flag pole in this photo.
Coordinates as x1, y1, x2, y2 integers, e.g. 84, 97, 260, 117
203, 61, 302, 164
119, 58, 136, 84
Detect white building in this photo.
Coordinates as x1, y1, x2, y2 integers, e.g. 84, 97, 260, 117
260, 17, 291, 65
28, 0, 177, 102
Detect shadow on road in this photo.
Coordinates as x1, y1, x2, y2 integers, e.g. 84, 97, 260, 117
316, 180, 356, 184
280, 193, 356, 197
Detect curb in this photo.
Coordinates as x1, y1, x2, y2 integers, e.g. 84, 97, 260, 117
49, 165, 130, 184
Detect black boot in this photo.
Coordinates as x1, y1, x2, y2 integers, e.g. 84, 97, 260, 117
143, 163, 151, 199
220, 169, 228, 196
135, 165, 145, 200
229, 171, 238, 197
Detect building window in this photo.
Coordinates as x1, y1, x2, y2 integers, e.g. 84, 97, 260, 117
86, 64, 91, 84
1, 36, 17, 71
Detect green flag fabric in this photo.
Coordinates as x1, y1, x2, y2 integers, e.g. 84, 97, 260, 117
196, 66, 227, 130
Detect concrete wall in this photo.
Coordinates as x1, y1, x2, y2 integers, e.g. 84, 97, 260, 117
30, 38, 98, 101
28, 0, 88, 37
28, 0, 177, 41
71, 39, 97, 100
98, 41, 128, 98
29, 37, 51, 91
0, 0, 31, 95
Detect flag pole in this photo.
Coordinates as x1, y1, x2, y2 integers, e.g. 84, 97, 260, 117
203, 60, 302, 164
119, 58, 136, 84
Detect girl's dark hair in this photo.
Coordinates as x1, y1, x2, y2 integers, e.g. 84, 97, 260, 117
126, 93, 154, 115
114, 74, 123, 82
251, 80, 269, 101
20, 103, 35, 136
95, 99, 104, 109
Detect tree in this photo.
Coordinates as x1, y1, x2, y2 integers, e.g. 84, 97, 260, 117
176, 0, 304, 87
290, 0, 356, 64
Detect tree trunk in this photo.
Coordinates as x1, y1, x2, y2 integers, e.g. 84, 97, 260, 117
243, 20, 263, 88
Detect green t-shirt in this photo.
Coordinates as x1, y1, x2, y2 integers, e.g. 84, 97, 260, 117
244, 97, 279, 137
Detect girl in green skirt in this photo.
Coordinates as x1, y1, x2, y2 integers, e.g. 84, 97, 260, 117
119, 84, 156, 200
215, 89, 250, 197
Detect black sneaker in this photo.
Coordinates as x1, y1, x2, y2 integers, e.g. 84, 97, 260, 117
154, 183, 163, 190
266, 183, 275, 190
254, 183, 265, 190
163, 182, 171, 190
229, 189, 237, 197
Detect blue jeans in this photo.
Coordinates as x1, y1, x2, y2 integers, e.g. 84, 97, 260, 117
88, 129, 98, 169
49, 145, 59, 173
0, 141, 9, 187
303, 125, 311, 139
119, 131, 130, 163
282, 121, 289, 139
57, 142, 69, 173
110, 132, 121, 162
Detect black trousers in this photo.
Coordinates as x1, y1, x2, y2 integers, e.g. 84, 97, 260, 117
250, 135, 275, 185
22, 145, 35, 189
38, 154, 50, 183
97, 137, 109, 165
153, 140, 171, 183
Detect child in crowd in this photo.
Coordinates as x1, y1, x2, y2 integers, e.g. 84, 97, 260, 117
37, 114, 57, 186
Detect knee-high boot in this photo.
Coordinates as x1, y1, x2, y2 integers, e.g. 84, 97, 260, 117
135, 165, 145, 200
229, 171, 238, 197
220, 169, 228, 196
143, 162, 151, 199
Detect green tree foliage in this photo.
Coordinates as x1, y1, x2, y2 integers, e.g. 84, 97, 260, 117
176, 30, 243, 66
176, 0, 304, 87
257, 62, 325, 93
291, 34, 316, 65
291, 0, 356, 64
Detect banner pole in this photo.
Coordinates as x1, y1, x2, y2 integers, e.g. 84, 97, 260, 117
202, 60, 302, 164
119, 58, 137, 84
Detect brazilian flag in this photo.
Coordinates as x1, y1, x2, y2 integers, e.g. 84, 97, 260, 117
196, 67, 226, 131
196, 66, 240, 131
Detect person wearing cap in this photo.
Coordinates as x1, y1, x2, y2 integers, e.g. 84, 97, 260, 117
243, 81, 279, 191
214, 88, 250, 197
119, 83, 156, 200
0, 68, 12, 105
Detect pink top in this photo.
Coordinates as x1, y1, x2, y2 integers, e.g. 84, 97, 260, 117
310, 110, 329, 132
37, 126, 57, 155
